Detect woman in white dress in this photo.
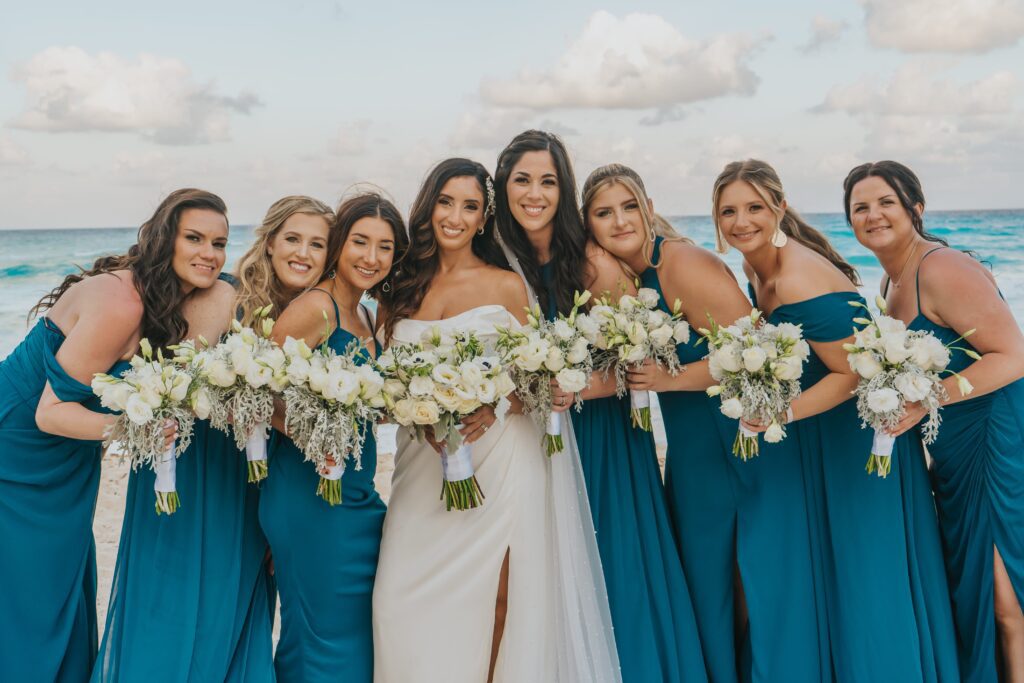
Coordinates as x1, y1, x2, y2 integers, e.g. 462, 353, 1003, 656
373, 158, 619, 682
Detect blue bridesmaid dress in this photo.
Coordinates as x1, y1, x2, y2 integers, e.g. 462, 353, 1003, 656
542, 263, 708, 683
93, 274, 276, 682
904, 247, 1024, 683
258, 291, 385, 683
640, 237, 823, 683
0, 318, 129, 683
763, 287, 959, 683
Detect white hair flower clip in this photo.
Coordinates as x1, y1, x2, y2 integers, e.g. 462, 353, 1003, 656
484, 176, 496, 218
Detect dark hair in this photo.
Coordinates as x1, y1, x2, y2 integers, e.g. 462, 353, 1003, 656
712, 159, 861, 286
380, 158, 508, 342
30, 188, 228, 349
326, 191, 408, 303
494, 130, 587, 316
842, 160, 949, 247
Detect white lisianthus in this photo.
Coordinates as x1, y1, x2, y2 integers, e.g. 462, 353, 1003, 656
245, 364, 273, 389
793, 339, 812, 360
875, 316, 907, 335
764, 422, 785, 443
411, 400, 440, 425
909, 336, 950, 371
673, 322, 690, 344
544, 348, 566, 372
103, 382, 133, 411
169, 375, 191, 402
775, 322, 802, 342
555, 368, 588, 393
742, 346, 768, 373
894, 373, 933, 403
576, 313, 599, 342
494, 372, 516, 398
720, 397, 744, 419
624, 345, 647, 364
626, 321, 648, 345
882, 333, 912, 364
139, 386, 163, 409
705, 385, 722, 397
125, 393, 155, 425
308, 365, 329, 394
850, 352, 883, 380
618, 294, 639, 311
552, 319, 574, 341
283, 336, 313, 360
867, 387, 901, 413
409, 375, 435, 397
646, 310, 668, 328
328, 370, 361, 405
286, 357, 311, 384
957, 375, 974, 396
476, 379, 498, 404
431, 364, 459, 386
650, 325, 674, 347
459, 361, 484, 386
191, 386, 213, 420
230, 347, 255, 375
566, 337, 590, 364
262, 347, 287, 372
383, 378, 407, 398
716, 346, 743, 373
207, 359, 237, 388
772, 356, 803, 381
637, 288, 660, 308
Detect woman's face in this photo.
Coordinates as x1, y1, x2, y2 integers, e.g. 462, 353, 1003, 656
716, 181, 778, 255
335, 216, 396, 292
586, 181, 647, 261
431, 175, 486, 253
172, 208, 229, 293
506, 150, 559, 236
848, 175, 920, 252
268, 212, 330, 294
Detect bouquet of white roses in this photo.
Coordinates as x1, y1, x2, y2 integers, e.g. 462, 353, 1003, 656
280, 334, 386, 505
845, 296, 976, 477
590, 287, 690, 430
377, 327, 516, 511
176, 306, 287, 483
496, 290, 596, 456
699, 310, 809, 460
92, 338, 196, 515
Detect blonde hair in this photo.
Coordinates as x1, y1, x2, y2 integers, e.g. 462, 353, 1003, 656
711, 159, 860, 285
581, 163, 690, 273
234, 195, 334, 326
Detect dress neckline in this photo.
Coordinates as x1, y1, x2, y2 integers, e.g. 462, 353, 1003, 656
406, 304, 510, 325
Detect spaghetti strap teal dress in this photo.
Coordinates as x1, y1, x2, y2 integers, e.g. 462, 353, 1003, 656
258, 291, 385, 683
0, 318, 129, 683
641, 237, 822, 683
904, 247, 1024, 683
763, 287, 958, 683
93, 275, 276, 682
542, 262, 708, 683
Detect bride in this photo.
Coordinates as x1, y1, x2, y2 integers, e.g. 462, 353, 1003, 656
373, 158, 619, 682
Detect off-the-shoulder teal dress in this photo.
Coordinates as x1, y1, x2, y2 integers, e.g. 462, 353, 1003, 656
0, 318, 130, 682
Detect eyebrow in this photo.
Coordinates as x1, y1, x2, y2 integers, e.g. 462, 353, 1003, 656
351, 231, 394, 243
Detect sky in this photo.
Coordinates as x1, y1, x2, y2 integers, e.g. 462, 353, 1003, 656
0, 0, 1022, 229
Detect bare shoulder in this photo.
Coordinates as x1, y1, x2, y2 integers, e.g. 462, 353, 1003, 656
661, 241, 731, 283
484, 266, 530, 310
286, 287, 336, 322
585, 242, 631, 295
80, 271, 144, 322
920, 248, 998, 300
187, 278, 236, 312
775, 245, 854, 304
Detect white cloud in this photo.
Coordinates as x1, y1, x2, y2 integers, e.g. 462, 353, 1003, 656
9, 46, 261, 145
0, 136, 30, 167
861, 0, 1024, 53
800, 16, 847, 53
449, 106, 534, 150
330, 120, 371, 156
480, 11, 766, 112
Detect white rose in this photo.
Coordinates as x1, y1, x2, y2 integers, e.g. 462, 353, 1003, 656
555, 368, 588, 393
125, 393, 155, 425
649, 325, 674, 347
764, 422, 785, 443
412, 400, 440, 425
553, 319, 574, 341
882, 333, 912, 365
431, 364, 459, 386
392, 398, 415, 426
772, 356, 803, 381
191, 386, 213, 420
673, 322, 691, 344
637, 288, 660, 308
850, 352, 883, 380
720, 397, 744, 419
433, 385, 462, 412
383, 378, 407, 398
207, 359, 237, 388
742, 346, 768, 373
867, 387, 901, 413
409, 375, 435, 397
544, 348, 566, 373
894, 373, 934, 403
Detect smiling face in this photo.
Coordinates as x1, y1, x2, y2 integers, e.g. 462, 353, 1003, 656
506, 150, 559, 239
716, 181, 782, 255
172, 208, 229, 293
848, 175, 921, 252
586, 181, 648, 261
432, 175, 486, 252
336, 215, 396, 292
268, 212, 330, 295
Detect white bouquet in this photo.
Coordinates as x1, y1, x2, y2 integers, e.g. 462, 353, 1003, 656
699, 310, 809, 461
845, 296, 976, 477
175, 306, 287, 483
591, 287, 690, 430
496, 290, 596, 456
377, 327, 515, 511
281, 334, 386, 505
92, 338, 196, 514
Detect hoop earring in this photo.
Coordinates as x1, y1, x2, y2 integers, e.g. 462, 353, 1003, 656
381, 280, 391, 293
477, 225, 485, 236
326, 268, 337, 280
771, 228, 789, 248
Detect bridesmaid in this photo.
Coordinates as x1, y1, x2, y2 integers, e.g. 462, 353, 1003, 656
493, 131, 708, 683
845, 160, 1024, 683
259, 191, 407, 682
0, 189, 218, 682
583, 163, 823, 682
715, 159, 958, 683
93, 192, 331, 679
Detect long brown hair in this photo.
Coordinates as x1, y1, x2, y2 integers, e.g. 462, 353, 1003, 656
234, 195, 334, 326
712, 159, 860, 285
30, 188, 228, 349
327, 190, 408, 305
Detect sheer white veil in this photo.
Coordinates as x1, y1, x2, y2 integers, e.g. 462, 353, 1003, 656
494, 227, 622, 682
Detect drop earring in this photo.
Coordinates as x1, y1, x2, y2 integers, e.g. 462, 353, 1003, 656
477, 225, 485, 236
381, 280, 391, 293
771, 228, 788, 248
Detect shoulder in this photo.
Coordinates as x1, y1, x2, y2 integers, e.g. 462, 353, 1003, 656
775, 245, 854, 304
81, 271, 144, 321
189, 278, 237, 310
485, 267, 530, 309
585, 241, 620, 271
584, 242, 630, 293
286, 287, 336, 320
661, 241, 730, 282
920, 247, 997, 301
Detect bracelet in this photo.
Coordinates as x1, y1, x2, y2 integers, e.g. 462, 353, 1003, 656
785, 406, 794, 424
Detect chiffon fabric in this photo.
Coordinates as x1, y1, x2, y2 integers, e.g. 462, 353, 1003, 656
259, 293, 386, 682
641, 237, 823, 683
904, 247, 1024, 683
764, 288, 959, 683
0, 318, 129, 683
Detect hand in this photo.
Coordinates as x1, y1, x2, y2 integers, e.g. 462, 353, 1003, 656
318, 454, 339, 476
550, 379, 577, 414
424, 427, 444, 455
887, 401, 927, 437
739, 418, 769, 434
162, 419, 178, 450
626, 359, 677, 393
459, 405, 497, 444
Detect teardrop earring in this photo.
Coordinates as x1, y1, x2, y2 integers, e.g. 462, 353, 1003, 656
771, 228, 788, 248
381, 280, 391, 293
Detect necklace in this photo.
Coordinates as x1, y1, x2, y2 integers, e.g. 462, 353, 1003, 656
890, 242, 919, 289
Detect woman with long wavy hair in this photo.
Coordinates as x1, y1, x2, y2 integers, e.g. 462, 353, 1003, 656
716, 159, 958, 683
493, 132, 707, 682
0, 189, 223, 682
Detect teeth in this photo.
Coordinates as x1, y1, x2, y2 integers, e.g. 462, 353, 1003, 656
523, 206, 544, 217
355, 267, 376, 277
441, 226, 464, 237
289, 262, 311, 272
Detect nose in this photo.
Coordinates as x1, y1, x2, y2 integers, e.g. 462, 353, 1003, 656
614, 208, 629, 229
296, 241, 310, 258
867, 203, 883, 222
526, 180, 543, 201
363, 243, 380, 266
734, 209, 750, 228
199, 240, 216, 261
449, 205, 463, 227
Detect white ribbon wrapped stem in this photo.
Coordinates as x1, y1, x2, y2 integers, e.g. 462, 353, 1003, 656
441, 442, 474, 481
547, 411, 562, 437
154, 441, 177, 493
246, 421, 269, 462
872, 429, 896, 457
630, 389, 650, 411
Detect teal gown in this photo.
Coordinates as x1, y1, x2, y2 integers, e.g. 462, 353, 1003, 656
763, 288, 958, 683
903, 247, 1024, 683
542, 262, 708, 683
258, 292, 385, 683
0, 318, 129, 683
640, 237, 823, 683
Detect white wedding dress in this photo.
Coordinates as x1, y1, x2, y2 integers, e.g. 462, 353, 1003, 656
372, 303, 621, 683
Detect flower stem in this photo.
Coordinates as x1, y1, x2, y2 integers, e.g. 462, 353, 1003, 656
865, 453, 892, 478
155, 491, 180, 515
317, 477, 342, 506
544, 433, 564, 457
631, 407, 653, 431
440, 476, 485, 511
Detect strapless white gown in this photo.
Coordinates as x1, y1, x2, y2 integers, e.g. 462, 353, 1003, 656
372, 305, 556, 681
